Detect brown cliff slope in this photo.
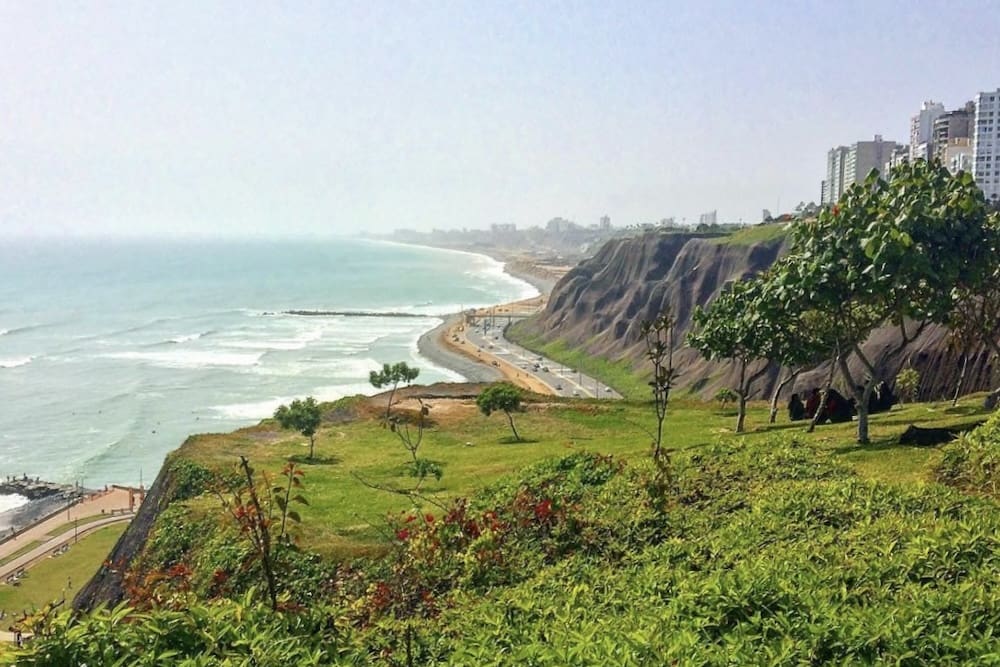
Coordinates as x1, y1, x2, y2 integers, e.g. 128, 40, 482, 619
514, 230, 996, 402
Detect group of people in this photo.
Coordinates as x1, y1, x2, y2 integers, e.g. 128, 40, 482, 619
787, 382, 896, 424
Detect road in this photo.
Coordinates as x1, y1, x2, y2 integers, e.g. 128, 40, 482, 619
464, 320, 622, 399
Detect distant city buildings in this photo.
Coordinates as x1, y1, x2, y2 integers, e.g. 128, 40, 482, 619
883, 145, 909, 178
599, 215, 611, 231
973, 88, 1000, 204
821, 88, 1000, 205
698, 210, 717, 226
490, 223, 517, 235
821, 137, 898, 204
910, 101, 945, 161
932, 101, 975, 164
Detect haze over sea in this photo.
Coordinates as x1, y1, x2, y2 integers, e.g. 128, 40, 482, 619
0, 238, 536, 489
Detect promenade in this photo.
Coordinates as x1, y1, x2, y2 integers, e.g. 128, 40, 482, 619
0, 487, 135, 591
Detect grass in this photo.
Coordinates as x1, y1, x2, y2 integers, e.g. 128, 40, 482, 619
707, 220, 790, 245
0, 525, 126, 614
172, 390, 992, 561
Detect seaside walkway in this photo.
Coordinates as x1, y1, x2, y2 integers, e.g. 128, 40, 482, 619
0, 488, 135, 582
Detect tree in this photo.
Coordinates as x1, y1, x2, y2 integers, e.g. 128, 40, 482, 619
641, 310, 678, 462
689, 279, 777, 433
476, 383, 523, 442
274, 397, 322, 460
896, 367, 920, 404
714, 388, 737, 409
947, 213, 1000, 406
772, 161, 993, 443
388, 398, 442, 490
370, 362, 421, 423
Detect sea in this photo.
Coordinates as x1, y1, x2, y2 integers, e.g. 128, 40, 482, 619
0, 238, 537, 496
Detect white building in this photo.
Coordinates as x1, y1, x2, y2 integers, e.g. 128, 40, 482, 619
910, 100, 945, 161
822, 146, 849, 204
883, 145, 909, 179
973, 88, 1000, 204
843, 136, 898, 190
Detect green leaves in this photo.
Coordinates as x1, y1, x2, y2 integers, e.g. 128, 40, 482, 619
273, 397, 322, 459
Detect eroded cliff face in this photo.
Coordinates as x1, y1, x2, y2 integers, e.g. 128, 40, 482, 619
517, 231, 996, 402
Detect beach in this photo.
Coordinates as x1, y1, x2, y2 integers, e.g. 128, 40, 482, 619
417, 252, 570, 394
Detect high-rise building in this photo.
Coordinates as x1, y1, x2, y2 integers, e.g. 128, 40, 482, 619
973, 89, 1000, 203
883, 145, 909, 179
822, 137, 898, 203
843, 136, 898, 190
599, 215, 611, 230
910, 100, 946, 161
822, 146, 849, 204
932, 101, 975, 164
698, 210, 717, 226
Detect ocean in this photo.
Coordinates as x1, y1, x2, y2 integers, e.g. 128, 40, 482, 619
0, 238, 536, 488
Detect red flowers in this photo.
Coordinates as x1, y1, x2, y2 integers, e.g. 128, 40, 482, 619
534, 499, 553, 522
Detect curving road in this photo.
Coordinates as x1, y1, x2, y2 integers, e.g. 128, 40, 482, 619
465, 319, 622, 399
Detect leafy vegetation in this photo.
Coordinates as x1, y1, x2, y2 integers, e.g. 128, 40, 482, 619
16, 413, 1000, 664
274, 397, 322, 461
476, 383, 524, 442
369, 361, 421, 423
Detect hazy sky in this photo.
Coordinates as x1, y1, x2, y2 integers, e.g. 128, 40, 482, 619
2, 1, 999, 238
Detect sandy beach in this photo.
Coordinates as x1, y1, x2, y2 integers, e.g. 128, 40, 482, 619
417, 253, 569, 394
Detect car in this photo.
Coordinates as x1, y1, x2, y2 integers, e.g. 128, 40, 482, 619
555, 383, 563, 390
572, 390, 580, 397
541, 366, 549, 372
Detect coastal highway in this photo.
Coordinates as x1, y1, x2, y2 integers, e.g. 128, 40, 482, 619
464, 322, 622, 399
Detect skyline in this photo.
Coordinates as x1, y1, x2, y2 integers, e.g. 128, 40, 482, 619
2, 1, 1000, 239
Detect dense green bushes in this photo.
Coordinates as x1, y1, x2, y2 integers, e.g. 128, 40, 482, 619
935, 410, 1000, 498
16, 426, 1000, 665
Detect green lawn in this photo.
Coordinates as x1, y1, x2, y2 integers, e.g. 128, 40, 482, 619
175, 391, 992, 560
707, 220, 790, 245
0, 525, 126, 614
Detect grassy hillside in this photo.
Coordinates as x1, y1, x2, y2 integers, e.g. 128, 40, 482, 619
8, 392, 1000, 664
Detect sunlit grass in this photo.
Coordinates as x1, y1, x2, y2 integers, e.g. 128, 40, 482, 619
0, 525, 126, 614
175, 391, 992, 560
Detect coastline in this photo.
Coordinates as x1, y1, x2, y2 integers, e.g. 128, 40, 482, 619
411, 242, 570, 394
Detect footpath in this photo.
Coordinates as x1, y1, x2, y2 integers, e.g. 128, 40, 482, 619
0, 487, 137, 644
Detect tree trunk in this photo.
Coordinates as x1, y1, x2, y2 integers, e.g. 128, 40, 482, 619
309, 434, 315, 460
952, 352, 969, 407
842, 345, 879, 445
769, 368, 800, 423
736, 358, 747, 433
505, 410, 520, 441
807, 357, 837, 433
385, 382, 399, 423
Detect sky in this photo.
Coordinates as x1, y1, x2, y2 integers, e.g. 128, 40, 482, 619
2, 1, 999, 239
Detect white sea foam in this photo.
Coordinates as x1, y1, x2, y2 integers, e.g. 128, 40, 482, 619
0, 493, 30, 514
0, 356, 33, 369
0, 328, 8, 337
168, 331, 209, 344
106, 350, 263, 369
211, 397, 291, 420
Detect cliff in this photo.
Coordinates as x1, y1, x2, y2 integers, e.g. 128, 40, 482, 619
73, 453, 175, 611
513, 229, 996, 402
